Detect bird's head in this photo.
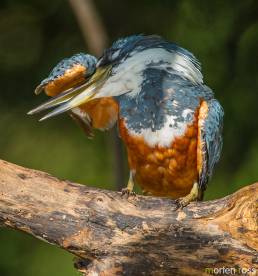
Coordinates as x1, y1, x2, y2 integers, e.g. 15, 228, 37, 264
28, 35, 203, 120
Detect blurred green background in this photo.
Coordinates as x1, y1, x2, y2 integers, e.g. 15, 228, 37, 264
0, 0, 257, 275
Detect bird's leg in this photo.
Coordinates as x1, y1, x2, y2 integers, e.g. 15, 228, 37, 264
175, 182, 200, 209
121, 170, 136, 198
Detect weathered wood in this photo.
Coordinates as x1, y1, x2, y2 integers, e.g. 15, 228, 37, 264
0, 159, 257, 275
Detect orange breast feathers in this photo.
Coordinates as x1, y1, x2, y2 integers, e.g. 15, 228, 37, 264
79, 98, 118, 130
118, 117, 199, 198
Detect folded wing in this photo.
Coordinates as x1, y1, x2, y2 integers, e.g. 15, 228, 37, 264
197, 99, 224, 198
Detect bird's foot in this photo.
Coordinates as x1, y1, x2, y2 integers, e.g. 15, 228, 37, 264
121, 170, 136, 198
174, 182, 199, 210
174, 197, 192, 209
121, 187, 136, 198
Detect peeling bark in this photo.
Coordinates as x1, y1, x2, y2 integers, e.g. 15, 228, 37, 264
0, 159, 257, 275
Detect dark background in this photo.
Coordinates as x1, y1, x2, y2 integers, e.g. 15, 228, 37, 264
0, 0, 257, 275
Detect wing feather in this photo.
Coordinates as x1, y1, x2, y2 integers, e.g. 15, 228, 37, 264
198, 99, 224, 195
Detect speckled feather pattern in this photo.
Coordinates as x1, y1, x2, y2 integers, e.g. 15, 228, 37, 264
118, 68, 213, 135
40, 53, 97, 86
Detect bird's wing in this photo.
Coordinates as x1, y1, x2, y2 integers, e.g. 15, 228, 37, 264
197, 99, 224, 197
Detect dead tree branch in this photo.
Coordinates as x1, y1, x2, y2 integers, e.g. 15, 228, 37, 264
0, 159, 257, 275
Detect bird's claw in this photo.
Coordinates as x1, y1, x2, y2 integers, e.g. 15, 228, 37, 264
121, 188, 136, 198
174, 197, 190, 210
174, 183, 199, 210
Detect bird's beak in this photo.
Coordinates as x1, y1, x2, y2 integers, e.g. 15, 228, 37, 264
28, 66, 111, 121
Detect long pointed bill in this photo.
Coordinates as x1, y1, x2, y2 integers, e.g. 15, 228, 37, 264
27, 83, 89, 115
31, 66, 111, 121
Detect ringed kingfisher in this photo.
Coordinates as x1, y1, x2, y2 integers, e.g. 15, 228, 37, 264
28, 35, 224, 207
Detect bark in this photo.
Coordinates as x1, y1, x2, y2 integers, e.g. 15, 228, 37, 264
0, 159, 257, 276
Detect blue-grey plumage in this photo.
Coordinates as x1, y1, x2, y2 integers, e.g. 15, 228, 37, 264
28, 34, 224, 205
118, 68, 213, 135
199, 99, 224, 192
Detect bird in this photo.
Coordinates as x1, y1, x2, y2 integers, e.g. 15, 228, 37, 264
28, 34, 224, 207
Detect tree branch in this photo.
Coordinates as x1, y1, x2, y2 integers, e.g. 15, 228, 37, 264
0, 159, 257, 275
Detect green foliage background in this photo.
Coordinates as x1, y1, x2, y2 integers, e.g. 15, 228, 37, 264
0, 0, 257, 275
